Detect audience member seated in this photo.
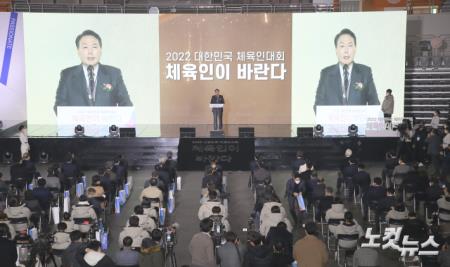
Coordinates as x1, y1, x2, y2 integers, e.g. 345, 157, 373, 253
243, 230, 273, 267
87, 176, 106, 198
52, 222, 71, 256
353, 164, 371, 196
114, 236, 139, 267
260, 194, 286, 224
265, 222, 293, 259
61, 230, 84, 267
71, 195, 97, 233
316, 187, 334, 221
425, 177, 444, 218
62, 212, 75, 233
325, 198, 347, 235
310, 176, 326, 204
293, 222, 328, 267
139, 229, 164, 267
126, 205, 156, 232
335, 211, 364, 249
202, 166, 223, 194
118, 216, 150, 249
375, 187, 396, 228
438, 187, 450, 221
0, 172, 8, 193
386, 201, 409, 228
259, 205, 292, 237
61, 152, 80, 190
217, 231, 246, 267
352, 237, 380, 267
0, 212, 16, 238
209, 206, 230, 232
0, 223, 18, 267
140, 177, 163, 204
32, 178, 54, 212
4, 197, 31, 232
189, 218, 216, 267
198, 190, 227, 220
400, 212, 428, 244
75, 240, 115, 267
45, 164, 62, 192
363, 177, 387, 220
200, 181, 220, 205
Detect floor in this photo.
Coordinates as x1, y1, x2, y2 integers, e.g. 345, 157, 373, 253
0, 163, 409, 266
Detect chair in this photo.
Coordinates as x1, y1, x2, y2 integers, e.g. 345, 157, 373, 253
367, 200, 379, 223
336, 233, 359, 267
326, 218, 344, 250
388, 218, 407, 229
9, 217, 29, 232
438, 206, 450, 225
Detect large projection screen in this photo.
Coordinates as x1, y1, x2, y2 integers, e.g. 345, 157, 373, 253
292, 11, 407, 136
23, 13, 160, 137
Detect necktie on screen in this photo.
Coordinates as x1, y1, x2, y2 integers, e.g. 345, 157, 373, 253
343, 64, 349, 104
87, 65, 95, 101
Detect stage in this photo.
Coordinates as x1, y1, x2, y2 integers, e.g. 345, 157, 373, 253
0, 123, 399, 170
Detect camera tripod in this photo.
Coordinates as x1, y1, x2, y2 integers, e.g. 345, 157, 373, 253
165, 244, 177, 267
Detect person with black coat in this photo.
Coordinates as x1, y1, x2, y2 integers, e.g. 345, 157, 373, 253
0, 223, 17, 267
76, 240, 116, 267
243, 231, 272, 267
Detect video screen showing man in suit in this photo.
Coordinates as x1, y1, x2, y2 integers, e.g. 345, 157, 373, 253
313, 28, 380, 112
53, 30, 133, 113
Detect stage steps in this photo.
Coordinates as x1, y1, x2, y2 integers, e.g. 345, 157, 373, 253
404, 67, 450, 124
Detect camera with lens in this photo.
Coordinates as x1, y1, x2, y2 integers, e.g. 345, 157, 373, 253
162, 227, 177, 249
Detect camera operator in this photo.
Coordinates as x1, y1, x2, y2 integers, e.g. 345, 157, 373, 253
189, 218, 216, 267
62, 230, 84, 267
217, 231, 245, 267
75, 240, 115, 267
0, 223, 17, 267
198, 190, 227, 220
243, 231, 272, 267
139, 230, 164, 267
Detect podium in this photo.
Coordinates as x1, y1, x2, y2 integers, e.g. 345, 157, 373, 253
209, 103, 224, 134
209, 104, 224, 109
57, 106, 136, 137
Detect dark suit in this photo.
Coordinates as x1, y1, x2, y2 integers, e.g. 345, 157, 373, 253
314, 63, 380, 112
54, 64, 132, 113
210, 94, 224, 130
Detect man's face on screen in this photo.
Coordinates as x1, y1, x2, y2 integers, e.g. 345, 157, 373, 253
335, 34, 356, 66
77, 35, 102, 66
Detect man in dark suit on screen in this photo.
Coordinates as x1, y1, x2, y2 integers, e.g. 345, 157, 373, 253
210, 88, 224, 130
54, 30, 132, 113
313, 28, 379, 113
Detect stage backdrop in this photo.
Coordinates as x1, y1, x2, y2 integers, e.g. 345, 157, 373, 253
0, 12, 27, 130
23, 13, 160, 137
159, 14, 292, 134
291, 11, 407, 131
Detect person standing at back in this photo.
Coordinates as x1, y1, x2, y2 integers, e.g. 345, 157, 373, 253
381, 89, 394, 129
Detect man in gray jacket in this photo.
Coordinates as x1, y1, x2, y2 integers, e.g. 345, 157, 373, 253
381, 89, 394, 129
217, 231, 246, 267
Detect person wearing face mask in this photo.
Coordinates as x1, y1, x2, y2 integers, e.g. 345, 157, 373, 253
54, 30, 133, 114
313, 28, 379, 113
285, 172, 306, 226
